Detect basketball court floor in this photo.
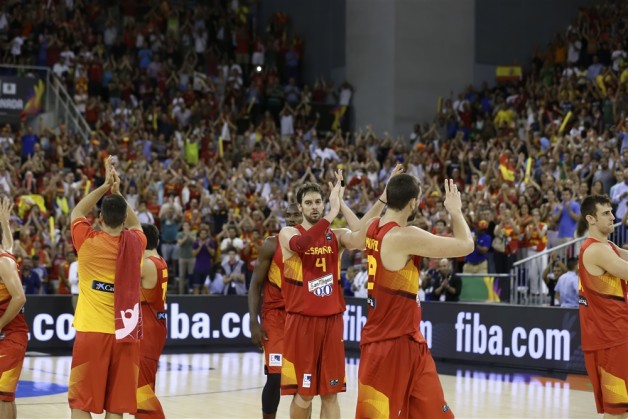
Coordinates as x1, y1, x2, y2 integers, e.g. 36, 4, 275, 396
16, 351, 596, 418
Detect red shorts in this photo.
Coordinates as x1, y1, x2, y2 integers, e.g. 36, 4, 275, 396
584, 341, 628, 415
262, 308, 286, 375
356, 337, 454, 419
68, 332, 140, 414
137, 356, 165, 419
281, 313, 346, 396
0, 332, 28, 402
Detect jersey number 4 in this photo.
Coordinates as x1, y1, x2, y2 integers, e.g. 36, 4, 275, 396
316, 257, 327, 272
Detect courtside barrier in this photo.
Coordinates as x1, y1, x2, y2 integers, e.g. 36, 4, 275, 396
23, 296, 585, 373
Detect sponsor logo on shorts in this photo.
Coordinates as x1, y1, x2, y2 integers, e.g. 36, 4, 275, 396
303, 374, 312, 388
269, 353, 282, 367
156, 311, 167, 320
578, 295, 588, 307
92, 280, 114, 293
329, 379, 339, 386
442, 404, 450, 412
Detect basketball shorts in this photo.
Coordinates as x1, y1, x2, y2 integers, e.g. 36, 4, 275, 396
356, 337, 454, 419
68, 332, 139, 414
262, 308, 286, 375
0, 332, 28, 402
281, 313, 346, 396
136, 356, 165, 419
584, 341, 628, 415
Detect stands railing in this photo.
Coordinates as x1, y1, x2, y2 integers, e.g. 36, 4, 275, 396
0, 65, 90, 142
510, 222, 627, 306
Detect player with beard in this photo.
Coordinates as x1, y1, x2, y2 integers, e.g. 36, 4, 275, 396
248, 203, 303, 419
278, 171, 380, 419
577, 194, 628, 417
355, 176, 473, 418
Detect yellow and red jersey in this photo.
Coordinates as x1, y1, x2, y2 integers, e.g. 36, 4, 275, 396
261, 238, 284, 315
71, 217, 147, 334
282, 225, 344, 316
140, 255, 168, 361
361, 219, 425, 346
0, 253, 28, 335
578, 238, 628, 351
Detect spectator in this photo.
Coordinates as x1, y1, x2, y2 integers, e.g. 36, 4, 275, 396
219, 224, 244, 263
342, 266, 356, 297
220, 248, 247, 295
192, 227, 215, 295
552, 189, 580, 245
554, 257, 579, 308
525, 209, 548, 295
160, 206, 182, 277
351, 258, 369, 298
423, 258, 462, 302
542, 253, 567, 306
22, 258, 42, 295
176, 221, 196, 294
463, 220, 491, 274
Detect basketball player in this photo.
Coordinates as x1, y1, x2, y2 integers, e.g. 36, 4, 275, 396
278, 172, 367, 419
136, 223, 168, 419
248, 203, 302, 419
577, 194, 628, 417
0, 196, 28, 419
69, 157, 146, 419
356, 176, 473, 418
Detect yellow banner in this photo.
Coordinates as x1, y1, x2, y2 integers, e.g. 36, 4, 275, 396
496, 66, 522, 81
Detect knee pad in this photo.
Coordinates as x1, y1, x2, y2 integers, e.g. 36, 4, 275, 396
294, 394, 312, 409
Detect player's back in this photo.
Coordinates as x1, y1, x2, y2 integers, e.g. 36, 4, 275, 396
141, 255, 168, 359
361, 219, 424, 346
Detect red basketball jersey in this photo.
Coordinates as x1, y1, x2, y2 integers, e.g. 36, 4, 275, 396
261, 237, 285, 315
282, 224, 344, 316
0, 253, 28, 334
360, 220, 425, 346
578, 238, 628, 351
140, 255, 168, 359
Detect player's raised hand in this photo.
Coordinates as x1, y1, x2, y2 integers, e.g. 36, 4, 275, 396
388, 163, 404, 181
111, 170, 122, 196
104, 156, 116, 188
0, 196, 13, 223
443, 179, 462, 214
326, 170, 343, 219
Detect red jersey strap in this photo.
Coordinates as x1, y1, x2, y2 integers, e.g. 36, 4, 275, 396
582, 237, 621, 256
0, 253, 17, 262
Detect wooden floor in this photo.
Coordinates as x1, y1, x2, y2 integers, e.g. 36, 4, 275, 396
16, 352, 597, 418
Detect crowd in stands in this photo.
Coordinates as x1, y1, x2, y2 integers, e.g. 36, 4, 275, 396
0, 1, 627, 303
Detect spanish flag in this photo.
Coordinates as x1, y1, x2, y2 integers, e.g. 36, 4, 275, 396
496, 66, 522, 82
499, 164, 515, 182
498, 154, 515, 183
